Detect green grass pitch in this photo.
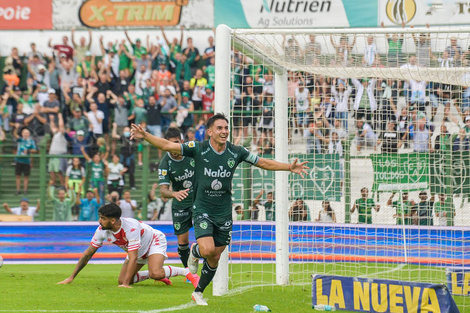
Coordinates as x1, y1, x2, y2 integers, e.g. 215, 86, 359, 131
0, 263, 467, 312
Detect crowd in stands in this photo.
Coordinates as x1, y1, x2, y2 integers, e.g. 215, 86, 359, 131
1, 25, 469, 223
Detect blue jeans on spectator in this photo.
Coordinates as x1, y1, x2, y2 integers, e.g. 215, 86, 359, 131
90, 180, 106, 204
120, 154, 135, 189
335, 111, 348, 131
161, 117, 172, 134
147, 125, 162, 138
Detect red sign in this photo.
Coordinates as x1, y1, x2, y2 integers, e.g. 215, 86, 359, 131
0, 0, 52, 30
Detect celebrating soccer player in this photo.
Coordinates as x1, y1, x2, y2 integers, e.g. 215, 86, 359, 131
57, 203, 199, 288
131, 113, 309, 305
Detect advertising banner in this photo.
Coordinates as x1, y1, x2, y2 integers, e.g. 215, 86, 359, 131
79, 0, 187, 28
372, 153, 429, 192
312, 275, 460, 313
446, 267, 470, 296
53, 0, 213, 29
379, 0, 470, 27
0, 0, 52, 30
214, 0, 378, 28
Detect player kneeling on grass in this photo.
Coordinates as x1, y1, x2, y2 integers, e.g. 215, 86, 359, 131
131, 113, 309, 305
57, 203, 199, 288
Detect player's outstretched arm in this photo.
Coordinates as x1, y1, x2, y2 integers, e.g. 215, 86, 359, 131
131, 124, 181, 154
57, 245, 98, 284
256, 158, 309, 178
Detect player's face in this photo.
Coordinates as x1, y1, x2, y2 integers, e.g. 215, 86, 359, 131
168, 137, 183, 158
99, 215, 114, 230
208, 119, 229, 145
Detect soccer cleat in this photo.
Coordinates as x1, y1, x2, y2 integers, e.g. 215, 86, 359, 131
185, 273, 200, 284
156, 278, 172, 285
188, 243, 200, 274
191, 291, 208, 306
186, 272, 200, 289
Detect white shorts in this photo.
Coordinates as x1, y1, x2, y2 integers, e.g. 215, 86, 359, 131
127, 229, 168, 265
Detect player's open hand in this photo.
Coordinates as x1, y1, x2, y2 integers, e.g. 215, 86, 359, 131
118, 284, 132, 288
57, 277, 73, 285
130, 124, 146, 140
173, 189, 189, 202
289, 158, 309, 178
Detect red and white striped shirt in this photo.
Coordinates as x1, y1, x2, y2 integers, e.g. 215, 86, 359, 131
91, 218, 157, 259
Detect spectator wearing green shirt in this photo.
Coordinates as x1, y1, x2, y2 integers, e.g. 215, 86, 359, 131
434, 194, 455, 226
381, 21, 405, 67
204, 57, 216, 88
172, 52, 196, 84
67, 107, 89, 136
387, 192, 416, 225
351, 187, 380, 224
414, 191, 435, 226
15, 128, 37, 196
125, 31, 147, 60
128, 98, 147, 127
160, 25, 183, 59
81, 147, 107, 204
65, 157, 86, 197
117, 41, 131, 71
48, 184, 77, 221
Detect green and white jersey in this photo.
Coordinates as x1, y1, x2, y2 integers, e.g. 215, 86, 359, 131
66, 165, 85, 180
392, 200, 412, 225
181, 140, 259, 218
158, 153, 195, 209
355, 198, 375, 224
89, 161, 105, 183
264, 201, 275, 221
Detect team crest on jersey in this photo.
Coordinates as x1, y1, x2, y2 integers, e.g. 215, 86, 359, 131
200, 221, 208, 229
227, 158, 235, 168
188, 141, 195, 148
190, 159, 195, 167
174, 222, 181, 230
161, 170, 167, 176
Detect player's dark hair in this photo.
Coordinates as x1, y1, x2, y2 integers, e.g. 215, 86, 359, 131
206, 113, 229, 129
164, 127, 183, 140
98, 203, 122, 219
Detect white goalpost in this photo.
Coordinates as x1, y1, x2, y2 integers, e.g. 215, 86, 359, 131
213, 24, 470, 311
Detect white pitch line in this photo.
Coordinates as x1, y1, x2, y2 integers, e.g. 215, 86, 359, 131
358, 263, 407, 278
0, 302, 196, 313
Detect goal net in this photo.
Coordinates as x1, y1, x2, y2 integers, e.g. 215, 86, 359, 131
213, 25, 470, 310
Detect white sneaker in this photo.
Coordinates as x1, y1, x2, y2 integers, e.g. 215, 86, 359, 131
188, 243, 199, 274
191, 291, 208, 306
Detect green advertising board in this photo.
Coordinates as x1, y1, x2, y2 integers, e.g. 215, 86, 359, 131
232, 153, 341, 202
372, 153, 429, 192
